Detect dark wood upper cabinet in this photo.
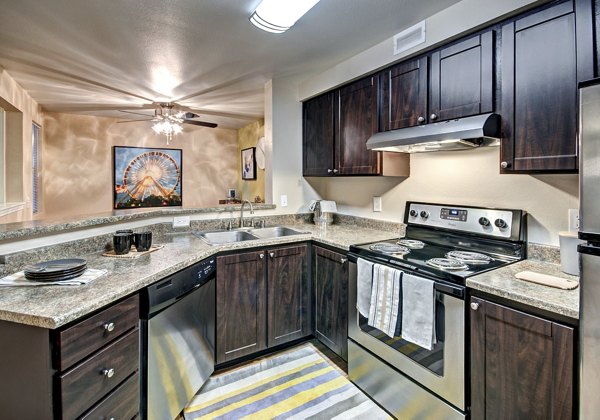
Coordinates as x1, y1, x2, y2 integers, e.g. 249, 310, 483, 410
303, 76, 409, 177
430, 31, 494, 121
303, 92, 335, 176
501, 0, 594, 173
267, 245, 309, 347
471, 297, 574, 420
313, 246, 348, 361
380, 56, 428, 130
337, 76, 380, 175
216, 251, 267, 364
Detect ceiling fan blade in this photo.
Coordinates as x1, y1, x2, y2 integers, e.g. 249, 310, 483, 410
119, 110, 156, 117
117, 118, 156, 123
179, 106, 261, 121
183, 120, 218, 128
184, 112, 199, 119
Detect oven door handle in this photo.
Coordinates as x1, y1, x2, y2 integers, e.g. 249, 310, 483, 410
348, 252, 465, 299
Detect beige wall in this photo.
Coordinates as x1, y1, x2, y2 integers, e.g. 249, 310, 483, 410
0, 67, 43, 222
237, 120, 266, 203
42, 112, 238, 219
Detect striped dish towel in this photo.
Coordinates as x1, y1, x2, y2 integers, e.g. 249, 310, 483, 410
367, 264, 403, 338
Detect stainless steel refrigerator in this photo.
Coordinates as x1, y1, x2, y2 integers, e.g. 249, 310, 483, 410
578, 79, 600, 419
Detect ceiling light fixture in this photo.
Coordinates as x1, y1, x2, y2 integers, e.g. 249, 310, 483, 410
151, 104, 184, 144
249, 0, 320, 33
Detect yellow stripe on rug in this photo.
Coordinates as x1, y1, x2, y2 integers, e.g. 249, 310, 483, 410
185, 362, 331, 415
239, 375, 349, 420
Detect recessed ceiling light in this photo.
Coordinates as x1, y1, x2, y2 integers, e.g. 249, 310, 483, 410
249, 0, 320, 34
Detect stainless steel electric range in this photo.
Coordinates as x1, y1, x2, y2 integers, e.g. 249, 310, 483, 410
347, 201, 527, 419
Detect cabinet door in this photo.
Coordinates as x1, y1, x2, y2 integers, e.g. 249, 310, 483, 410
336, 76, 381, 175
470, 297, 574, 419
267, 245, 309, 347
380, 56, 428, 131
500, 1, 592, 172
303, 92, 335, 176
216, 251, 267, 364
313, 246, 348, 360
430, 31, 494, 121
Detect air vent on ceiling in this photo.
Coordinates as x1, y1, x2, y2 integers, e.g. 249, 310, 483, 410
393, 20, 426, 56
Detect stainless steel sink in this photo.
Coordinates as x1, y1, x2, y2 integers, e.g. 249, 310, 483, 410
194, 230, 258, 245
249, 226, 308, 239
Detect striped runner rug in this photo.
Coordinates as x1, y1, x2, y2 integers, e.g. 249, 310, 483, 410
183, 343, 391, 420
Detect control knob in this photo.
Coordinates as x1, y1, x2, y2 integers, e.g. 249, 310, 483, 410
494, 219, 508, 229
420, 211, 429, 219
409, 209, 418, 217
478, 217, 491, 227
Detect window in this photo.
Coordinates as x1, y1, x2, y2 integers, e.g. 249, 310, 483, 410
32, 122, 41, 214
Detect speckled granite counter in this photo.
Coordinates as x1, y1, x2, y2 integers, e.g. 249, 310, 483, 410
467, 259, 579, 319
0, 204, 276, 242
0, 224, 400, 329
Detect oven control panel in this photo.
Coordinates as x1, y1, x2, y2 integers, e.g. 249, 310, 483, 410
406, 203, 518, 239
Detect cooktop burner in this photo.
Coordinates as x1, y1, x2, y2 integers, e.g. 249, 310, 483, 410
397, 239, 425, 249
446, 250, 492, 264
369, 243, 410, 255
425, 258, 469, 271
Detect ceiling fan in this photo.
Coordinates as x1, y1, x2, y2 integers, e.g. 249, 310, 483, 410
118, 102, 218, 144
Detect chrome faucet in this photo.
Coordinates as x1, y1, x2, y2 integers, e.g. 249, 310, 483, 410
240, 200, 254, 228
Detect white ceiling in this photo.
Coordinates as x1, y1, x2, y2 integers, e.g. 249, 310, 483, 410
0, 0, 459, 129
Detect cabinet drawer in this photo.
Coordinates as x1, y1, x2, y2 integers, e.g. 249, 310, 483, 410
80, 372, 139, 420
55, 295, 139, 371
59, 328, 139, 420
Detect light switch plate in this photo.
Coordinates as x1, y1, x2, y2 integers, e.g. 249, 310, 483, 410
280, 195, 288, 207
568, 208, 579, 231
173, 216, 190, 228
373, 196, 382, 212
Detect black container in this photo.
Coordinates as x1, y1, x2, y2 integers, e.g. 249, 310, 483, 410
113, 233, 132, 255
134, 231, 153, 252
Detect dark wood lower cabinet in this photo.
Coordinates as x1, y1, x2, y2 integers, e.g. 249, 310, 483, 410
216, 250, 267, 364
267, 244, 309, 347
217, 244, 310, 364
470, 297, 574, 419
313, 246, 348, 360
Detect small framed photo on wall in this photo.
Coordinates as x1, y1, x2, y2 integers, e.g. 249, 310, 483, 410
241, 147, 256, 180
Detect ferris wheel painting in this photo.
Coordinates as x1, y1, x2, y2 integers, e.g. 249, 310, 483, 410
113, 146, 182, 209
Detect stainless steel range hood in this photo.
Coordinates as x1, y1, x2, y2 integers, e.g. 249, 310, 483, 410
366, 113, 500, 153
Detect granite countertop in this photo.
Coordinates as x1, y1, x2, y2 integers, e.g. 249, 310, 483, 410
467, 259, 579, 319
0, 224, 399, 329
0, 204, 276, 242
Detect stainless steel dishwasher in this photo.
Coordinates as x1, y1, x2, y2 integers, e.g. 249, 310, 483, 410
140, 257, 216, 420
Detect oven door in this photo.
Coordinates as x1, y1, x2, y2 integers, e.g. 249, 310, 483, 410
348, 256, 465, 412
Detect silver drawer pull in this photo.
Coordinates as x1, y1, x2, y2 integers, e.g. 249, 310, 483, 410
340, 257, 347, 264
269, 252, 275, 258
259, 254, 264, 259
470, 302, 480, 311
103, 322, 115, 332
102, 368, 115, 378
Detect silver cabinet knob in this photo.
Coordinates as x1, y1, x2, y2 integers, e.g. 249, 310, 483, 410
327, 169, 333, 174
417, 116, 425, 123
470, 302, 480, 311
333, 169, 338, 174
500, 161, 511, 169
104, 322, 115, 332
430, 113, 438, 121
269, 252, 275, 258
102, 368, 115, 378
259, 254, 264, 259
340, 257, 347, 264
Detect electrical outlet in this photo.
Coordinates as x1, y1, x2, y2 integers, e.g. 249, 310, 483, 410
173, 216, 190, 228
568, 208, 579, 231
280, 195, 288, 207
373, 196, 382, 212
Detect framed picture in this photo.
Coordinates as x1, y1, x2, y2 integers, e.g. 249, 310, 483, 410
113, 146, 182, 209
241, 147, 256, 180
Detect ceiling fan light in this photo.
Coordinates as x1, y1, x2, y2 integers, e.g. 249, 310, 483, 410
249, 0, 320, 33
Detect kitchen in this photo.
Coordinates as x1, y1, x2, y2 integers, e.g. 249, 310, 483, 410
0, 0, 594, 419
